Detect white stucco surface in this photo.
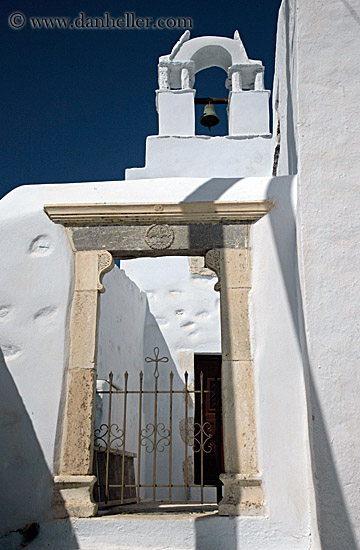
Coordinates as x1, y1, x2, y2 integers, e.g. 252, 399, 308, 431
229, 91, 270, 136
157, 90, 196, 136
159, 32, 263, 90
0, 176, 291, 217
120, 256, 221, 357
125, 135, 273, 179
0, 207, 73, 534
171, 35, 253, 71
274, 1, 360, 549
0, 514, 311, 550
250, 176, 312, 538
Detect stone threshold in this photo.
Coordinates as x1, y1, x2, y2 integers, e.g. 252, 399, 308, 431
97, 502, 218, 519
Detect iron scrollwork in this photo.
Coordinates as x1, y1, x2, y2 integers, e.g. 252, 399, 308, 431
94, 423, 124, 451
141, 422, 171, 453
192, 422, 214, 454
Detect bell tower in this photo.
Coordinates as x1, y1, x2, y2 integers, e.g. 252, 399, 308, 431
126, 30, 273, 179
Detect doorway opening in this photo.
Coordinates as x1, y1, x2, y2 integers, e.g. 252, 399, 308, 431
194, 354, 223, 503
93, 256, 222, 512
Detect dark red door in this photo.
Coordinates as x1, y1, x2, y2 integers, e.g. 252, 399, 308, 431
194, 355, 223, 502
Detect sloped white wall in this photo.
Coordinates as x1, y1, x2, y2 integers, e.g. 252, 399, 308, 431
96, 266, 148, 456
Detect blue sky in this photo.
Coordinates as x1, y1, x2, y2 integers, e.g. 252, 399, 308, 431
0, 0, 282, 199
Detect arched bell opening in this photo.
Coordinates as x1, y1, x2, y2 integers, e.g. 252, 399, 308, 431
193, 67, 229, 136
190, 44, 233, 74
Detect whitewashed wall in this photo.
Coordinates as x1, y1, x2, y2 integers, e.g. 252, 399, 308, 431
274, 1, 360, 549
125, 135, 273, 180
0, 192, 73, 535
250, 176, 313, 546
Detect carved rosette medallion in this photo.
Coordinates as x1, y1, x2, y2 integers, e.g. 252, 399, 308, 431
144, 224, 175, 250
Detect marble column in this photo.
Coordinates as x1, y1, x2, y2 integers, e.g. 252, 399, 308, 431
52, 250, 114, 519
205, 247, 264, 515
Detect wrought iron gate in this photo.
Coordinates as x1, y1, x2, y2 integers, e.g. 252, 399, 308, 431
94, 347, 220, 506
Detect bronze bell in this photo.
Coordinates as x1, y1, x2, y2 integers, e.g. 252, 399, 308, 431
200, 102, 220, 131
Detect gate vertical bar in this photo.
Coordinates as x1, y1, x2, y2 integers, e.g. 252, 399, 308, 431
215, 374, 222, 503
137, 371, 143, 504
184, 371, 189, 504
200, 370, 204, 505
120, 371, 128, 504
153, 371, 158, 503
105, 371, 113, 504
169, 371, 173, 503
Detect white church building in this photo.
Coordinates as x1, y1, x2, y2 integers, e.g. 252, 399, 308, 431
0, 1, 359, 549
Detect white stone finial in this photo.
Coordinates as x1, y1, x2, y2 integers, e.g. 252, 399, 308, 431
233, 30, 240, 40
169, 30, 191, 60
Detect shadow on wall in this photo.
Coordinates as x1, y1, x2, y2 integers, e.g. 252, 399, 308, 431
181, 177, 242, 548
182, 178, 241, 203
195, 515, 237, 550
182, 177, 244, 548
283, 0, 298, 176
0, 349, 79, 549
179, 174, 358, 549
266, 177, 358, 550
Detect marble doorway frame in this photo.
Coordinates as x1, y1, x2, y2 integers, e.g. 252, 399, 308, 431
44, 200, 273, 518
